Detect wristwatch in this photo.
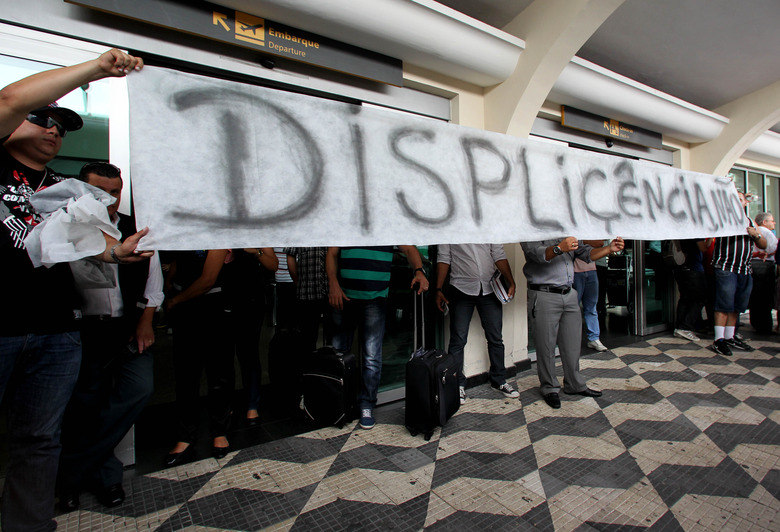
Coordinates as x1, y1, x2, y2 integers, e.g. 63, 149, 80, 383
414, 267, 426, 275
552, 245, 563, 256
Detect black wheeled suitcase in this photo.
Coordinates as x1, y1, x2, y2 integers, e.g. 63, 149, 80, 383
300, 347, 358, 428
405, 292, 460, 440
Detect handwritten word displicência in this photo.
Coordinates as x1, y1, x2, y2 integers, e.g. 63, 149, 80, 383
127, 67, 745, 250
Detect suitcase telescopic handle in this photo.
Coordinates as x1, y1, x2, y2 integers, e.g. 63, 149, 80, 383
413, 288, 425, 351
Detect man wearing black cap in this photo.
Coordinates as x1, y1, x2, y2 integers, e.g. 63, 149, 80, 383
0, 48, 147, 532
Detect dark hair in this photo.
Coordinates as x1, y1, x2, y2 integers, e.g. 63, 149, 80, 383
755, 212, 774, 225
78, 161, 122, 183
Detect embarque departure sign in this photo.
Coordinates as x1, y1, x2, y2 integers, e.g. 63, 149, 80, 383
127, 67, 746, 250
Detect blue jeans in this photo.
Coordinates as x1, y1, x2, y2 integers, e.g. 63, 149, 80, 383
573, 270, 600, 341
0, 332, 82, 532
331, 298, 386, 410
447, 288, 506, 387
58, 319, 154, 493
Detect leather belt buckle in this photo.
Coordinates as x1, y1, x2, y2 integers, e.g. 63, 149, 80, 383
529, 284, 571, 295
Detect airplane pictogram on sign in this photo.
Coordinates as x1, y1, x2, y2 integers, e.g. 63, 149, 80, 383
234, 11, 265, 45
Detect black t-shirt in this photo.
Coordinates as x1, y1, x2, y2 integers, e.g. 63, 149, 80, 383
169, 250, 225, 297
680, 239, 705, 272
222, 249, 269, 303
0, 145, 78, 335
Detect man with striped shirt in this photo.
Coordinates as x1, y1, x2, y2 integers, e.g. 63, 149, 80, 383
327, 246, 428, 429
710, 190, 766, 356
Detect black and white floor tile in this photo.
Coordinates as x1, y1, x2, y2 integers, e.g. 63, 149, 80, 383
57, 334, 779, 531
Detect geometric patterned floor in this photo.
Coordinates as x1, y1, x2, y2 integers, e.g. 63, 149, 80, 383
56, 334, 779, 531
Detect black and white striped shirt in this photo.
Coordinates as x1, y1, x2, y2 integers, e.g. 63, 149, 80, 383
712, 219, 755, 275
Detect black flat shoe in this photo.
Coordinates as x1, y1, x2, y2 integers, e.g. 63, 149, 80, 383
212, 445, 231, 460
164, 445, 194, 468
58, 492, 80, 513
564, 387, 602, 398
543, 392, 561, 409
94, 483, 125, 508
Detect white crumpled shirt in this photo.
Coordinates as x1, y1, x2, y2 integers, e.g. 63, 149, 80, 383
24, 179, 121, 268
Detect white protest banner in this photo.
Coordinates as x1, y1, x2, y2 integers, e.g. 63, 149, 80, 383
127, 67, 745, 250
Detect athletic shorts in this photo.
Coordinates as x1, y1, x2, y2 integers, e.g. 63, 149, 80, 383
713, 268, 752, 313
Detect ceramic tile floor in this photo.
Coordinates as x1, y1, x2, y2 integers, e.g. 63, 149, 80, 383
56, 334, 779, 531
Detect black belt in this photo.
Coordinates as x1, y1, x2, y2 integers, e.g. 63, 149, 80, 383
529, 284, 572, 295
82, 314, 121, 322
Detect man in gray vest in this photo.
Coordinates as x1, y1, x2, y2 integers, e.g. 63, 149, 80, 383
521, 237, 624, 409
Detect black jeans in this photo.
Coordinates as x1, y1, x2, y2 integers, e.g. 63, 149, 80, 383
58, 318, 153, 493
447, 287, 506, 387
674, 268, 707, 331
171, 295, 234, 442
228, 297, 264, 412
275, 282, 297, 330
297, 298, 331, 352
749, 259, 776, 333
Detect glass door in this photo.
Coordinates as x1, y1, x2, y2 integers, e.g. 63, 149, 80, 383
602, 241, 635, 336
634, 241, 674, 335
377, 246, 440, 404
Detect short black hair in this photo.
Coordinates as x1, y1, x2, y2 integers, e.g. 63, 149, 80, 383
78, 161, 122, 183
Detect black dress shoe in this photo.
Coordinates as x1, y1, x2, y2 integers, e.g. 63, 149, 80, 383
94, 483, 125, 508
58, 492, 80, 513
543, 392, 561, 409
164, 445, 194, 468
212, 445, 231, 460
564, 387, 603, 398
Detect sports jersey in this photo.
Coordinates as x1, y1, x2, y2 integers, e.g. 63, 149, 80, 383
712, 221, 755, 275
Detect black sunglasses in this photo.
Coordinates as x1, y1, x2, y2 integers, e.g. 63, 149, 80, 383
26, 113, 67, 137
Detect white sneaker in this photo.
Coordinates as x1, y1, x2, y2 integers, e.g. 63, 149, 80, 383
674, 329, 700, 342
459, 386, 466, 405
587, 339, 608, 352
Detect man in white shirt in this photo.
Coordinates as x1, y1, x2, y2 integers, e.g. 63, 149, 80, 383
435, 244, 519, 404
57, 162, 163, 512
749, 211, 778, 333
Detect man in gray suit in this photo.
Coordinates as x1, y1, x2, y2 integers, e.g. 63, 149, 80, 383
521, 237, 624, 409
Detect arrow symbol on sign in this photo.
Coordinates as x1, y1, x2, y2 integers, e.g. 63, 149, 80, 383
213, 12, 230, 31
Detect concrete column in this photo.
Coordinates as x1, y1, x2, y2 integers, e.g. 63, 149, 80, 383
484, 0, 625, 137
690, 80, 780, 176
